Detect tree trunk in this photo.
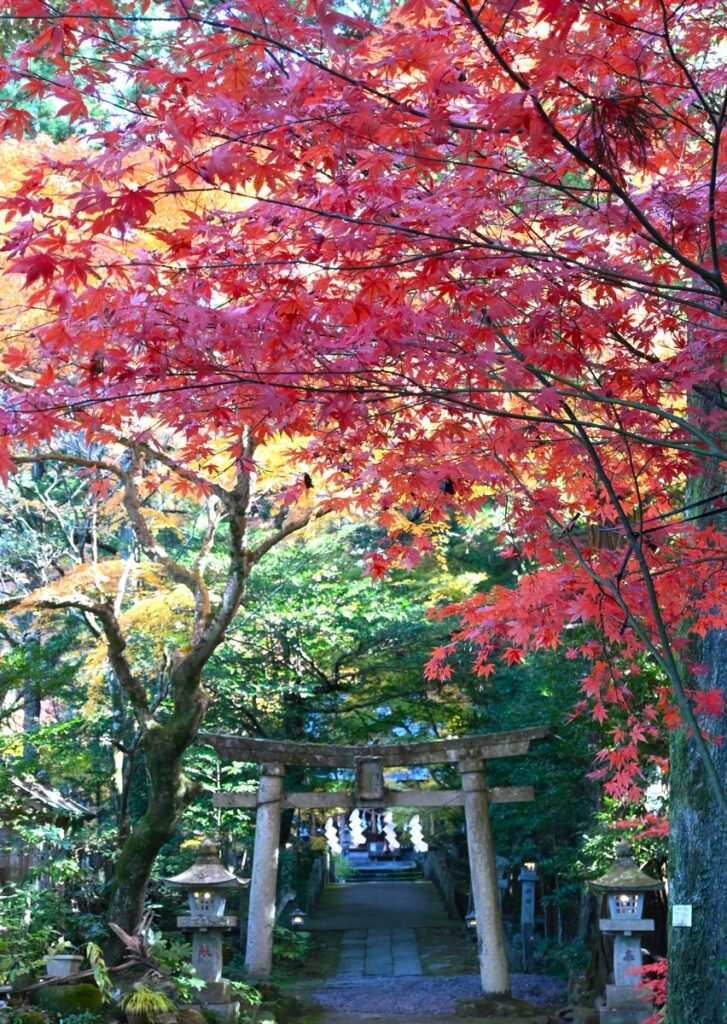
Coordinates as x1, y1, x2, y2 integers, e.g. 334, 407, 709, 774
667, 628, 727, 1022
22, 680, 41, 762
667, 381, 727, 1022
110, 674, 206, 941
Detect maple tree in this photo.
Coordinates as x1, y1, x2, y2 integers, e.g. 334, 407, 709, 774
0, 0, 725, 1014
0, 440, 325, 942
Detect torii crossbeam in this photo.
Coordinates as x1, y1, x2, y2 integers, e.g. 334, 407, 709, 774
201, 726, 550, 996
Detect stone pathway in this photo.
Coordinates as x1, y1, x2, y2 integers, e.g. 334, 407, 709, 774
298, 864, 566, 1021
337, 928, 422, 978
306, 877, 450, 980
306, 879, 452, 932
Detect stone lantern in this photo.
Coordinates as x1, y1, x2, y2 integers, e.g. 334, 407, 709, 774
166, 837, 247, 1022
289, 906, 306, 929
518, 860, 538, 970
496, 855, 509, 907
591, 840, 662, 1024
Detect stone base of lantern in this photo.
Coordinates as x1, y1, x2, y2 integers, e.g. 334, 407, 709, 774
598, 985, 653, 1024
197, 1001, 239, 1022
193, 980, 240, 1022
200, 981, 231, 1002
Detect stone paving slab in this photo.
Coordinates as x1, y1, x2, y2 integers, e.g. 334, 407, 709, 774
334, 928, 424, 978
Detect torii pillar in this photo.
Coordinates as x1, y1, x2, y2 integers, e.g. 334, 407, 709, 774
245, 763, 285, 977
460, 758, 510, 995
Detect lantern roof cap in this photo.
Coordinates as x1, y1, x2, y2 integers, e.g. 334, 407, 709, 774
165, 837, 242, 889
590, 841, 662, 893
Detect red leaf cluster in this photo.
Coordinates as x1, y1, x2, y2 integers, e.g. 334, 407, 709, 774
0, 0, 724, 804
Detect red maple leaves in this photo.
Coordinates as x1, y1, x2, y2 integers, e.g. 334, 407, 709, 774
0, 0, 724, 812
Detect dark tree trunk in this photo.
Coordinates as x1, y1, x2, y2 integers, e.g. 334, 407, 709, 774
22, 682, 41, 762
280, 691, 307, 847
110, 672, 207, 941
667, 628, 727, 1022
667, 379, 727, 1022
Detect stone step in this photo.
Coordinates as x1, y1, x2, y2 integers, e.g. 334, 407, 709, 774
347, 868, 423, 883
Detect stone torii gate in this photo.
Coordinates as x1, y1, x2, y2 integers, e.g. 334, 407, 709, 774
202, 726, 549, 995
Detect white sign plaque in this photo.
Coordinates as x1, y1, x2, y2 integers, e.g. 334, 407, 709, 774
672, 904, 692, 927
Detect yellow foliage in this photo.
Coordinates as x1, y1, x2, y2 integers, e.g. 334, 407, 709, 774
4, 559, 162, 613
82, 585, 195, 709
428, 570, 488, 604
117, 584, 195, 635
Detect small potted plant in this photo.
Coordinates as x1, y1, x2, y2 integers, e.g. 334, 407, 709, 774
121, 983, 175, 1024
44, 937, 83, 978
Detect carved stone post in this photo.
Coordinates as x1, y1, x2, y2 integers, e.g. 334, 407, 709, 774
519, 862, 538, 970
245, 763, 285, 976
460, 758, 510, 995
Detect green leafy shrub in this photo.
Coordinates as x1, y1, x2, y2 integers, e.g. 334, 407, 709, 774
330, 853, 353, 883
61, 1013, 107, 1024
144, 932, 204, 1003
229, 981, 262, 1009
121, 984, 175, 1021
271, 927, 308, 966
86, 942, 112, 1004
35, 983, 104, 1015
8, 1009, 49, 1024
0, 885, 58, 982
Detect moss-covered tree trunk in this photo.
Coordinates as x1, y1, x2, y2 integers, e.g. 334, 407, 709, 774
667, 380, 727, 1022
667, 629, 727, 1022
110, 671, 207, 937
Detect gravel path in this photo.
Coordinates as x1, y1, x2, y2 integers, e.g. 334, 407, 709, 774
312, 972, 566, 1015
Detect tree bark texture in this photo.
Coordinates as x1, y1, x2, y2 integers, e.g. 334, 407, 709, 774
667, 378, 727, 1022
110, 673, 206, 939
667, 626, 727, 1023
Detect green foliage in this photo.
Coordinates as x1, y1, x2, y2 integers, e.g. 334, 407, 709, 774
8, 1009, 49, 1024
36, 984, 104, 1015
145, 933, 205, 1003
86, 943, 112, 1005
120, 984, 176, 1019
0, 884, 66, 982
0, 635, 80, 733
46, 935, 74, 956
0, 836, 113, 985
57, 1013, 106, 1024
0, 507, 617, 968
228, 981, 263, 1007
271, 927, 308, 967
532, 936, 589, 979
329, 853, 354, 882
